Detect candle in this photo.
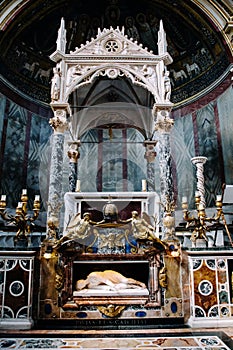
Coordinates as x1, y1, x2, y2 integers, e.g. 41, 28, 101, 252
1, 195, 6, 201
195, 191, 200, 197
182, 196, 187, 203
216, 195, 222, 202
75, 180, 81, 192
142, 179, 147, 191
18, 202, 23, 208
22, 189, 27, 195
35, 195, 40, 201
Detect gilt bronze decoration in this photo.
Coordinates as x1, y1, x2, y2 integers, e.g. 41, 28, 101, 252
0, 190, 40, 245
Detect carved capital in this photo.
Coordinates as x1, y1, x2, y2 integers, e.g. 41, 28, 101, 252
153, 106, 174, 133
49, 109, 68, 133
144, 140, 157, 163
191, 156, 207, 166
67, 141, 81, 163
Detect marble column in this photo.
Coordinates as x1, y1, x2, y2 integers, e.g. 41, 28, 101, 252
153, 105, 175, 238
191, 156, 208, 208
144, 140, 157, 192
153, 105, 174, 236
67, 141, 80, 192
47, 106, 69, 239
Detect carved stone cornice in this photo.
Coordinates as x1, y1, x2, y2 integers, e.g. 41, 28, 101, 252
50, 102, 72, 115
152, 103, 173, 116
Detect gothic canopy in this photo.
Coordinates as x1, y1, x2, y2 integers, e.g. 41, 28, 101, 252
0, 0, 232, 108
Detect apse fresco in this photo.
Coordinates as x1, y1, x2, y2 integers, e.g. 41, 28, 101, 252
0, 0, 230, 105
0, 93, 52, 212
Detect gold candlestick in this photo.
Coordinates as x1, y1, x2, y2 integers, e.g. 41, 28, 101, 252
182, 192, 233, 247
0, 190, 41, 245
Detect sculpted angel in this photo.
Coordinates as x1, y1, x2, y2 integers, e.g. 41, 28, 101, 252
124, 211, 167, 250
125, 211, 156, 240
53, 212, 95, 247
98, 232, 125, 250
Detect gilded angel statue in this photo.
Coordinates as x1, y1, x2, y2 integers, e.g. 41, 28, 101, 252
53, 212, 96, 247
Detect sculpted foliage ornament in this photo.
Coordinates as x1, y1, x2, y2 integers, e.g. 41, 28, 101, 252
49, 110, 68, 133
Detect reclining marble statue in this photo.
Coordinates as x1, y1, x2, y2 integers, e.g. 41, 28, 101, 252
76, 270, 147, 291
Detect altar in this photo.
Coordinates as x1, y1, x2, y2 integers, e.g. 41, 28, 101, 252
0, 7, 233, 332
38, 20, 184, 327
63, 191, 160, 233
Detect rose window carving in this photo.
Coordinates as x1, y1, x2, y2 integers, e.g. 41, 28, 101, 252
104, 40, 121, 53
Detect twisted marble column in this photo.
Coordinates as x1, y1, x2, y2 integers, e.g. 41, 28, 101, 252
191, 156, 208, 208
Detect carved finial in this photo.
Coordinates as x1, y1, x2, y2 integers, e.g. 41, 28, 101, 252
56, 17, 67, 53
158, 20, 167, 55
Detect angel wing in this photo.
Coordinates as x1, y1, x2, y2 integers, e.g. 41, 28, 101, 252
114, 233, 125, 247
141, 212, 153, 226
66, 213, 81, 229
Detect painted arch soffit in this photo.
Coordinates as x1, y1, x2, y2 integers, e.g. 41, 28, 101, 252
50, 25, 173, 105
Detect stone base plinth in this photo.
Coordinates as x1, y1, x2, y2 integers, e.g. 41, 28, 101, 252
68, 288, 149, 306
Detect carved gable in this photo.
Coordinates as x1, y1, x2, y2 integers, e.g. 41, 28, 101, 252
70, 27, 155, 57
50, 20, 173, 105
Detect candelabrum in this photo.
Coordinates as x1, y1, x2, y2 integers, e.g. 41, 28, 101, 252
182, 192, 233, 247
0, 190, 40, 244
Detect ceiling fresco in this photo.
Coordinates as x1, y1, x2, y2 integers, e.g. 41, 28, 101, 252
0, 0, 232, 107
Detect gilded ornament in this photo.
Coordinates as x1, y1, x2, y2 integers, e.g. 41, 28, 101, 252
97, 305, 125, 318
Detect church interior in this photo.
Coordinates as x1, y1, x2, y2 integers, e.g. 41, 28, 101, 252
0, 0, 233, 348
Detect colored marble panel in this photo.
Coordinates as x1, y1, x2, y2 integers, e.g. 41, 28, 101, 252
217, 269, 227, 284
164, 256, 182, 299
193, 262, 217, 313
0, 335, 231, 349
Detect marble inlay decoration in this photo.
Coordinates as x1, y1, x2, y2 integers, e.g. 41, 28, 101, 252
0, 334, 231, 349
189, 255, 233, 324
